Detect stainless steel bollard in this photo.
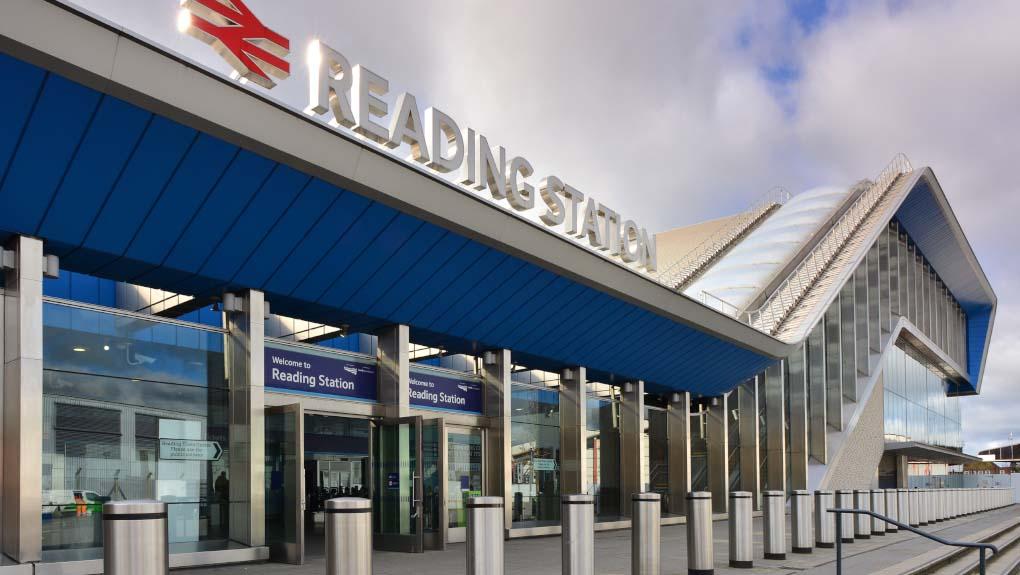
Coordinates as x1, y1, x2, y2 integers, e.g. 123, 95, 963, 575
763, 490, 786, 560
633, 493, 661, 575
791, 490, 812, 554
467, 496, 503, 575
814, 490, 835, 549
837, 490, 854, 543
686, 492, 714, 575
884, 490, 898, 533
913, 489, 922, 526
729, 491, 753, 569
103, 500, 169, 575
563, 494, 595, 575
921, 489, 931, 525
326, 498, 372, 575
870, 490, 886, 535
897, 489, 910, 528
935, 489, 944, 522
853, 490, 871, 539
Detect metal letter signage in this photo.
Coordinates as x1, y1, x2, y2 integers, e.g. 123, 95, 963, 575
409, 367, 484, 415
178, 0, 290, 89
175, 1, 657, 271
264, 342, 378, 402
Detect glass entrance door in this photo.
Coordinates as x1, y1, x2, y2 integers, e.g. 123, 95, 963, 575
446, 427, 483, 543
373, 416, 424, 552
265, 404, 305, 564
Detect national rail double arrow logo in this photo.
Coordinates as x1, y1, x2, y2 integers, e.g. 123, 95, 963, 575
179, 0, 290, 89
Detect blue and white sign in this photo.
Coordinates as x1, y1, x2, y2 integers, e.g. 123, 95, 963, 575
409, 367, 484, 415
265, 342, 377, 402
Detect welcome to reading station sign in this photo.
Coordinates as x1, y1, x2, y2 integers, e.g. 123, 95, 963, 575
265, 342, 483, 414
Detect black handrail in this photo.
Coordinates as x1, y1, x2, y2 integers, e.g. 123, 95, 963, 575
828, 508, 999, 575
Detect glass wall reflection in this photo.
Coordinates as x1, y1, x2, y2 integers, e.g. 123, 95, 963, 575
585, 382, 621, 521
883, 344, 962, 449
41, 302, 230, 558
510, 368, 560, 527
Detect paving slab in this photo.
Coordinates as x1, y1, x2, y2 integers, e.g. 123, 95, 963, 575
186, 506, 1019, 575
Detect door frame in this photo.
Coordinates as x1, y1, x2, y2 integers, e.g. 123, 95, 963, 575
373, 415, 425, 552
445, 424, 485, 544
265, 403, 305, 565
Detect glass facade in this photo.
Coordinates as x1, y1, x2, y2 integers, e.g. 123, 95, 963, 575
883, 345, 962, 449
585, 383, 621, 520
509, 370, 561, 527
41, 301, 229, 557
643, 406, 669, 506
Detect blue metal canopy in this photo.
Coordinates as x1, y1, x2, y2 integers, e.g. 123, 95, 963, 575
0, 53, 775, 396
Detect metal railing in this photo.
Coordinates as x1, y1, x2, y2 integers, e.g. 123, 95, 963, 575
741, 154, 912, 335
829, 508, 998, 575
656, 187, 791, 290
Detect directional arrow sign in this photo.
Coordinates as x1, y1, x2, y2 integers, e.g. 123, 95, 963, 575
159, 438, 223, 461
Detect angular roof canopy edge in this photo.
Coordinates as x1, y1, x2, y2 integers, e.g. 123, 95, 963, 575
0, 0, 793, 364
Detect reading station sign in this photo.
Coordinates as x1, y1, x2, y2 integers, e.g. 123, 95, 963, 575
177, 0, 657, 272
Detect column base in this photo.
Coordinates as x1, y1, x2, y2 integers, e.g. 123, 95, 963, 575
689, 570, 714, 575
729, 560, 754, 569
873, 531, 886, 536
841, 538, 854, 543
856, 534, 871, 539
765, 553, 786, 560
793, 547, 813, 554
887, 527, 899, 533
815, 542, 834, 549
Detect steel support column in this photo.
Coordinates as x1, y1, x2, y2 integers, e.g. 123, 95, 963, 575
2, 235, 43, 562
706, 393, 729, 513
225, 289, 266, 547
788, 345, 809, 491
737, 380, 761, 510
620, 380, 644, 516
764, 362, 787, 493
377, 324, 410, 418
482, 349, 512, 531
559, 367, 587, 496
667, 391, 692, 516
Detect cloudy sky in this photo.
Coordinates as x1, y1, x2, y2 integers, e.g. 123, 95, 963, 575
71, 0, 1018, 453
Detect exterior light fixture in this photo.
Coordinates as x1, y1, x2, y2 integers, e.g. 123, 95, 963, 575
562, 368, 574, 381
73, 347, 87, 352
671, 393, 681, 403
483, 351, 497, 365
623, 382, 634, 394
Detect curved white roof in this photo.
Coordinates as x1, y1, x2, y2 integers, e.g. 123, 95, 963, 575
684, 186, 851, 314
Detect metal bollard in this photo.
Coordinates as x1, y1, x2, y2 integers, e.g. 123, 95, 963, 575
562, 494, 594, 575
467, 496, 503, 575
897, 489, 910, 528
913, 489, 922, 526
763, 490, 786, 560
935, 489, 945, 522
791, 490, 812, 554
687, 492, 714, 575
884, 490, 898, 533
837, 490, 854, 543
729, 491, 753, 569
870, 490, 885, 535
814, 491, 835, 548
920, 490, 930, 525
633, 493, 661, 575
853, 490, 871, 539
103, 500, 169, 575
326, 498, 372, 575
